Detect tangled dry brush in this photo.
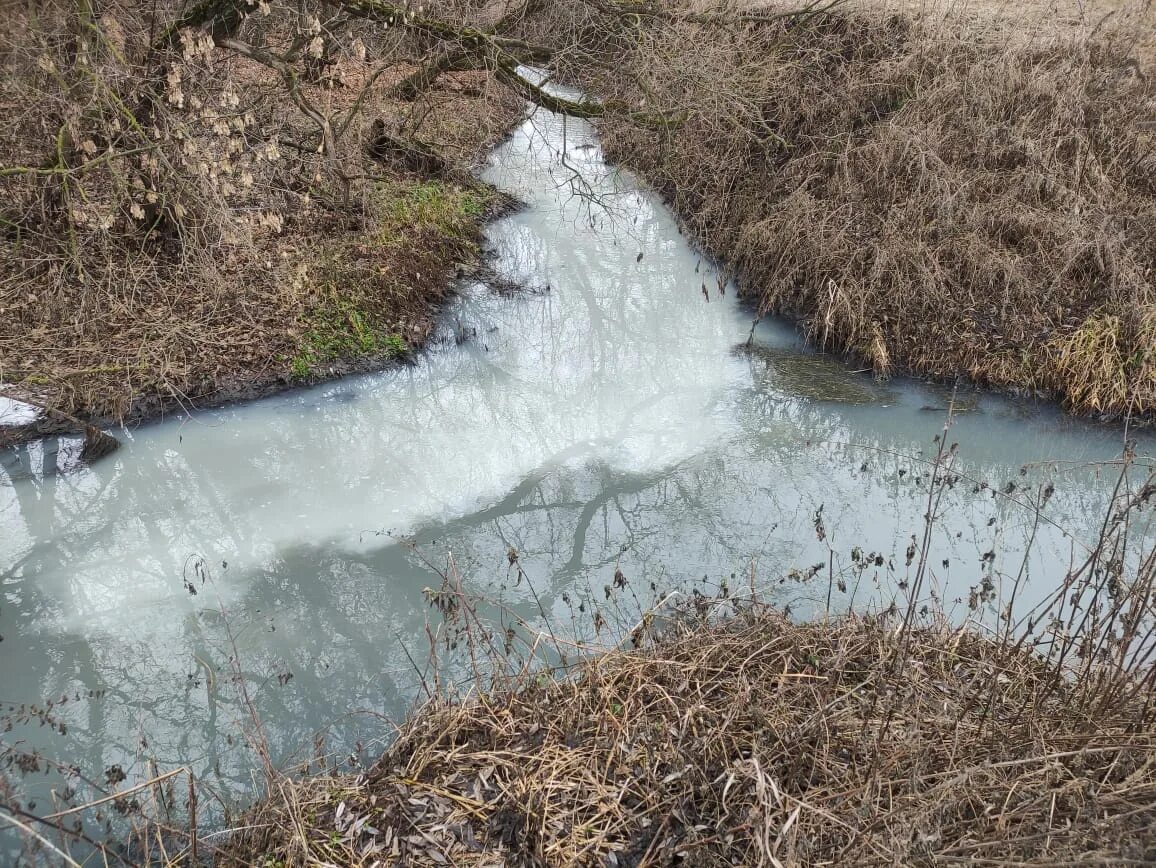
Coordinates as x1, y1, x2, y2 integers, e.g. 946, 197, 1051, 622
0, 0, 519, 427
222, 607, 1156, 866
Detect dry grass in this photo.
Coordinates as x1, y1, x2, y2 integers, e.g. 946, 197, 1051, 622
0, 2, 521, 430
216, 608, 1156, 866
9, 0, 1150, 429
571, 0, 1156, 419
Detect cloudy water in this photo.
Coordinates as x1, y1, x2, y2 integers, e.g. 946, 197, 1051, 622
1, 103, 1153, 850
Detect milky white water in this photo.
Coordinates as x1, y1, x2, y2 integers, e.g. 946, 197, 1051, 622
2, 102, 1154, 849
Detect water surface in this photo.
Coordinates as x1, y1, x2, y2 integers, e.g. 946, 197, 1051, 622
2, 104, 1153, 848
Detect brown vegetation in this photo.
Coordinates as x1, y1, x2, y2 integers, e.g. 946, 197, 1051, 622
567, 1, 1156, 419
213, 437, 1156, 867
218, 612, 1156, 866
0, 1, 524, 436
8, 0, 1148, 437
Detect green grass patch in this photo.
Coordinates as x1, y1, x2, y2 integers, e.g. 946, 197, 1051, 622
291, 293, 408, 377
288, 178, 491, 380
372, 179, 488, 252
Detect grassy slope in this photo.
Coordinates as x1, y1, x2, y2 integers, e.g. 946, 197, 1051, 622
588, 1, 1156, 419
0, 7, 520, 434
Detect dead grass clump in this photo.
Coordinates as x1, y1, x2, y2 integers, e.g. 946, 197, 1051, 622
1051, 304, 1156, 415
219, 608, 1156, 866
585, 3, 1156, 419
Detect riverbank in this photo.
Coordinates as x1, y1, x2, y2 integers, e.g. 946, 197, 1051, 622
4, 2, 1153, 448
574, 0, 1156, 419
216, 603, 1156, 866
0, 174, 516, 446
0, 5, 522, 446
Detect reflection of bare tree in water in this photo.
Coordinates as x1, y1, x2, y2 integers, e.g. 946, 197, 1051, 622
401, 449, 789, 613
1, 327, 1146, 847
520, 104, 631, 218
1, 450, 275, 815
1, 446, 119, 846
494, 92, 645, 251
2, 520, 448, 848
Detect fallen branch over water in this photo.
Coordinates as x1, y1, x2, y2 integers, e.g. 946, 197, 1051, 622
0, 399, 120, 459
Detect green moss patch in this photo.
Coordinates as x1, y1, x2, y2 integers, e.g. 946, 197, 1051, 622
287, 179, 493, 380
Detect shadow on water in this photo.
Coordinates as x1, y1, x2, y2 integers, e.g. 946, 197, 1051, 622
733, 341, 897, 405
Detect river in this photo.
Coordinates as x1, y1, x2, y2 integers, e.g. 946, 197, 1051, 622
1, 99, 1153, 853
